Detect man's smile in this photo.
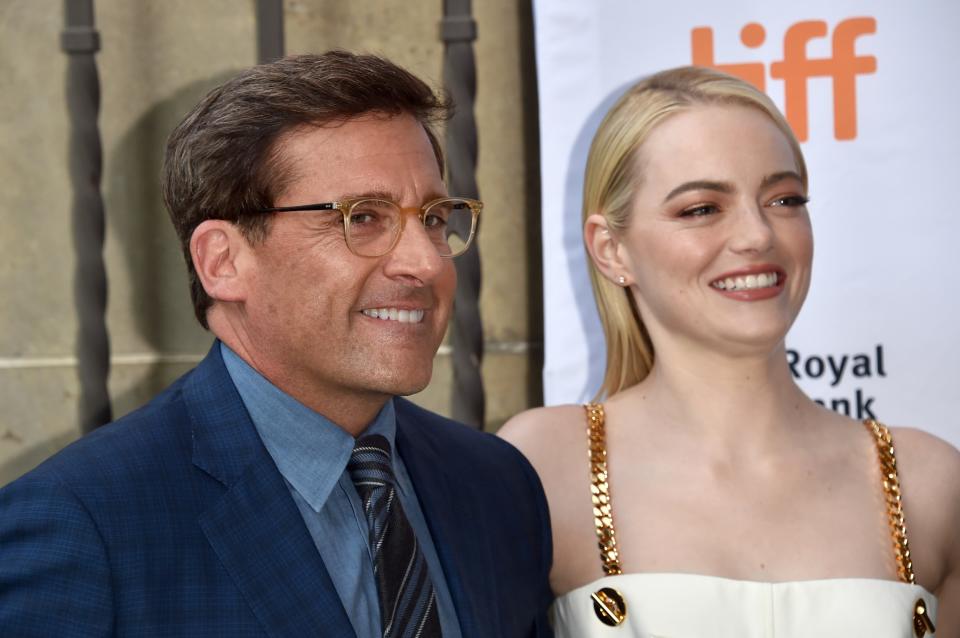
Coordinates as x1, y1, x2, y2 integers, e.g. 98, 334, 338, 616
360, 307, 426, 323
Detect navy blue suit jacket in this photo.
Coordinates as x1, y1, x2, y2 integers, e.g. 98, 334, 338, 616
0, 344, 554, 637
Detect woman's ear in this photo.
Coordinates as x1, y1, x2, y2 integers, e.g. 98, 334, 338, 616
584, 213, 634, 286
189, 220, 250, 303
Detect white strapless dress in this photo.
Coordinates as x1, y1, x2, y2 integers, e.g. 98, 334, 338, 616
552, 573, 938, 637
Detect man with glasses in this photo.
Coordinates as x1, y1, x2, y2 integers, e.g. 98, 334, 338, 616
0, 51, 553, 637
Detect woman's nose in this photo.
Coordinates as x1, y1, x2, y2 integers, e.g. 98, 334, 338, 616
728, 203, 775, 254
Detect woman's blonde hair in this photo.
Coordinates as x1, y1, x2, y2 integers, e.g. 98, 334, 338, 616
584, 66, 807, 399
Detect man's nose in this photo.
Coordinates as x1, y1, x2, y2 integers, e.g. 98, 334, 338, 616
382, 213, 446, 285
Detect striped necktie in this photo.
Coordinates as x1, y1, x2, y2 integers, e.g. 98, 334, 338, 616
348, 434, 442, 638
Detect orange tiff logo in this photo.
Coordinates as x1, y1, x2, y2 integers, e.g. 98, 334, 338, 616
692, 18, 877, 141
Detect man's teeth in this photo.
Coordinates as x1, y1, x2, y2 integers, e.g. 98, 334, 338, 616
712, 272, 779, 291
361, 308, 425, 323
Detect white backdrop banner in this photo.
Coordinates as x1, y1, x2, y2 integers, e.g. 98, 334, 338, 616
533, 0, 959, 448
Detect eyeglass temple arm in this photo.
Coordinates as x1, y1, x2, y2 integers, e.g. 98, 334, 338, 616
256, 202, 338, 213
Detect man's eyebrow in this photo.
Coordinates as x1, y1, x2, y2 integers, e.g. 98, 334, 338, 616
335, 190, 449, 204
336, 189, 398, 202
662, 180, 733, 203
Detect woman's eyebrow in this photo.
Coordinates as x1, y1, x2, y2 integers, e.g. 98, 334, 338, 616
759, 171, 804, 190
662, 180, 733, 203
662, 170, 804, 204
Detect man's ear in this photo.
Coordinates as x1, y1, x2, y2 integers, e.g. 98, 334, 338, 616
584, 213, 634, 286
189, 220, 250, 303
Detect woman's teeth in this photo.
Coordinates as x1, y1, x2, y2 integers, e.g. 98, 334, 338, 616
361, 308, 425, 323
712, 272, 779, 291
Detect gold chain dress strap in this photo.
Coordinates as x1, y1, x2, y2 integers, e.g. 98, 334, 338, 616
863, 419, 916, 584
585, 403, 623, 576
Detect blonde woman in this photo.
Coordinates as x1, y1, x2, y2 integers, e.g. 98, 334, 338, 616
501, 67, 959, 636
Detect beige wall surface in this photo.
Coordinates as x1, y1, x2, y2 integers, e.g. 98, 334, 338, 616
0, 1, 541, 486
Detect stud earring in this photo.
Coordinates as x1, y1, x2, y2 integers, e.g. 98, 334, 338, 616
617, 275, 626, 285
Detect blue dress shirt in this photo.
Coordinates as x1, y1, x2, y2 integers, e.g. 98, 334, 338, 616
221, 344, 462, 638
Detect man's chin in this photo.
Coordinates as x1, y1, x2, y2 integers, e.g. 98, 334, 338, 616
390, 376, 433, 398
374, 363, 435, 398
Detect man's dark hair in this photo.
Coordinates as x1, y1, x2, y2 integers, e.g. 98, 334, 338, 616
161, 50, 451, 328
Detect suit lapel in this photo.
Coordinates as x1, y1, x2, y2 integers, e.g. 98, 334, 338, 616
395, 403, 499, 638
186, 344, 356, 638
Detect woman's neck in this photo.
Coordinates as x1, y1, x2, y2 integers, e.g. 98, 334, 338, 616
613, 340, 823, 458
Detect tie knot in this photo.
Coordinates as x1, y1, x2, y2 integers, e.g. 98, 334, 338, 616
347, 434, 396, 492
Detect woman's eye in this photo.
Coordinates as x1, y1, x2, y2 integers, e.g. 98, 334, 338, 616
679, 204, 718, 218
769, 195, 810, 208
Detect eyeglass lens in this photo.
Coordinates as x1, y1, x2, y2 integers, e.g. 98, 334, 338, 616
346, 199, 474, 257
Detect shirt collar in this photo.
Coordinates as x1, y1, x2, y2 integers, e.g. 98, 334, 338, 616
220, 342, 398, 512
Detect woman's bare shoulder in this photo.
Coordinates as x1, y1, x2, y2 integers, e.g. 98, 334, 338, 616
498, 404, 589, 472
501, 405, 611, 594
888, 425, 960, 593
890, 425, 960, 494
